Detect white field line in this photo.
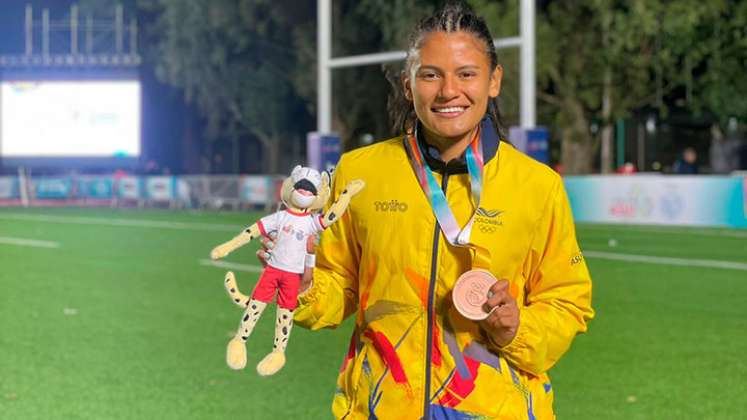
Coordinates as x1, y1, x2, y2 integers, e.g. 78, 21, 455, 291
584, 251, 747, 272
0, 213, 241, 232
0, 236, 60, 248
578, 224, 747, 239
201, 252, 747, 275
4, 213, 743, 272
199, 259, 264, 273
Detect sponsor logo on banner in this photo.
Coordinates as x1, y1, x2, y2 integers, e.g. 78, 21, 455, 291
117, 176, 141, 199
145, 176, 175, 201
609, 185, 654, 218
34, 177, 72, 199
659, 185, 684, 219
79, 177, 114, 199
241, 176, 271, 205
307, 132, 341, 172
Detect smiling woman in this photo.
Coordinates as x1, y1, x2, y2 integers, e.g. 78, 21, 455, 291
403, 31, 502, 162
280, 1, 595, 419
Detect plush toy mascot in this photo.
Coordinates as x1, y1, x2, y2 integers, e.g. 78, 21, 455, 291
210, 166, 364, 376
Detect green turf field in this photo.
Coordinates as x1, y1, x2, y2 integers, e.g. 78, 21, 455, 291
1, 208, 745, 419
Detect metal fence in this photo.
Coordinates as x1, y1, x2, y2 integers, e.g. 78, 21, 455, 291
0, 174, 285, 211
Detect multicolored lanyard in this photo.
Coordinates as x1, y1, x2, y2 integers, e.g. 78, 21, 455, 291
404, 125, 484, 249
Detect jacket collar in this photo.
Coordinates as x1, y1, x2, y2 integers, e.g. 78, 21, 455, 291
416, 117, 500, 175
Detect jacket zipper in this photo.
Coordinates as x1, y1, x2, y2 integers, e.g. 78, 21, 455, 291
423, 172, 449, 420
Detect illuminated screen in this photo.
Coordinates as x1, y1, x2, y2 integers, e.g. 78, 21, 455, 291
0, 80, 140, 158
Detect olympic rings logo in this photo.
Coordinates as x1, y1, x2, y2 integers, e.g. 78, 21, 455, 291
478, 225, 497, 234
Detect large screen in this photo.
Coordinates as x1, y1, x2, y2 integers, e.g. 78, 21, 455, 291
0, 80, 140, 158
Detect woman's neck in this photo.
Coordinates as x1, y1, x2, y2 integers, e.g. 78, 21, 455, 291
423, 129, 474, 162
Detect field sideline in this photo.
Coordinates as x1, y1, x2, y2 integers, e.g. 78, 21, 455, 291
1, 208, 745, 419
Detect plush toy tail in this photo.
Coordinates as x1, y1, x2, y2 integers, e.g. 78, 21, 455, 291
224, 271, 250, 306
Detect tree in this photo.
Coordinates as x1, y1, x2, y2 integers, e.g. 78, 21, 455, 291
139, 0, 313, 173
534, 0, 711, 174
137, 0, 745, 175
290, 0, 437, 148
688, 0, 747, 126
139, 0, 522, 163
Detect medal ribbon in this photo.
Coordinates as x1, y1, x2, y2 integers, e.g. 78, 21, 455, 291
404, 126, 484, 249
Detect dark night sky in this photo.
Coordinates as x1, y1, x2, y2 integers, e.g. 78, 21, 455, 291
0, 1, 31, 54
0, 0, 90, 54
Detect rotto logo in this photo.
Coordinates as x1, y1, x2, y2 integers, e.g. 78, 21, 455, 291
374, 200, 408, 212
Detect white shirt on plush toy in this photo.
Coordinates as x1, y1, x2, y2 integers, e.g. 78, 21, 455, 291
258, 208, 324, 274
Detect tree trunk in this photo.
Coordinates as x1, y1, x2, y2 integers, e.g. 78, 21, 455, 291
560, 99, 595, 174
252, 130, 281, 174
266, 139, 280, 174
561, 128, 594, 174
600, 67, 614, 173
599, 8, 614, 174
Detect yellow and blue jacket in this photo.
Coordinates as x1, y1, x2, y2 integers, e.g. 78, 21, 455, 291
296, 124, 594, 419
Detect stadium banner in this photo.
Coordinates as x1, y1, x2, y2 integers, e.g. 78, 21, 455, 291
32, 177, 73, 199
240, 176, 272, 205
509, 126, 550, 164
117, 176, 142, 200
564, 175, 747, 228
176, 179, 190, 204
77, 176, 114, 199
307, 132, 341, 173
145, 176, 176, 201
0, 176, 18, 199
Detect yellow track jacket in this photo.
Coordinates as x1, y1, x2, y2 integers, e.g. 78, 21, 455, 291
296, 128, 594, 420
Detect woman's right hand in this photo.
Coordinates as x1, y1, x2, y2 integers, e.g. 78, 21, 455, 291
299, 235, 318, 294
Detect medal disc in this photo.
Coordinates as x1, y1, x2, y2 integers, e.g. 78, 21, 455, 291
452, 269, 497, 320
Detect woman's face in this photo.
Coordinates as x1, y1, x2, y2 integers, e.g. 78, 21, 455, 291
404, 31, 502, 146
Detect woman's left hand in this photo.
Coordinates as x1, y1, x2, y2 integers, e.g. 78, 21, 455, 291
479, 279, 520, 347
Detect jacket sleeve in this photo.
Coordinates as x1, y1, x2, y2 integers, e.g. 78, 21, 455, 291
497, 177, 594, 375
294, 155, 361, 330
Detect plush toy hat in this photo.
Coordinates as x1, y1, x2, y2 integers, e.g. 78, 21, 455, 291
281, 166, 330, 212
290, 166, 322, 194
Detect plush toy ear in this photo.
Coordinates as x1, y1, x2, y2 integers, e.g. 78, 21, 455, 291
308, 171, 330, 212
280, 176, 294, 207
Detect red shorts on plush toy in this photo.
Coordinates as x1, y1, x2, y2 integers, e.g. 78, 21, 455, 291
251, 266, 302, 310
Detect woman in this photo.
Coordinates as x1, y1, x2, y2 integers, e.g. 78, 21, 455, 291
288, 3, 593, 419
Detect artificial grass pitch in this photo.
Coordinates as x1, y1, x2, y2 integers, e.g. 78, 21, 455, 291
0, 208, 745, 419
